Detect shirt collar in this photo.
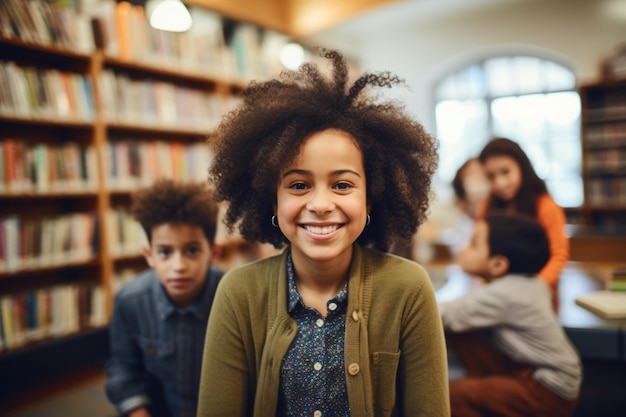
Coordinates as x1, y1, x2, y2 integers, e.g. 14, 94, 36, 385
286, 252, 348, 313
153, 269, 215, 320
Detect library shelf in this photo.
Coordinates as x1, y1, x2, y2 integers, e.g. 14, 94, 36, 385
0, 25, 232, 369
579, 79, 626, 228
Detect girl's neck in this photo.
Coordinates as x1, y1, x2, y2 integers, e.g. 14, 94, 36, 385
291, 249, 351, 293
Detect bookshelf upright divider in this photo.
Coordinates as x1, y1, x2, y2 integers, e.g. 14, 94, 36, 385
91, 49, 115, 319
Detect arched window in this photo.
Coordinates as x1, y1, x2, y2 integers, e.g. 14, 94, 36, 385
434, 56, 582, 208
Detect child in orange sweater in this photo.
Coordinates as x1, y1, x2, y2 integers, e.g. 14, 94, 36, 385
478, 138, 569, 307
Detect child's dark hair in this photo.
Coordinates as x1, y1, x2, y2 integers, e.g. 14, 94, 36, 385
479, 137, 547, 216
132, 179, 218, 245
452, 158, 477, 201
208, 48, 439, 251
485, 212, 550, 275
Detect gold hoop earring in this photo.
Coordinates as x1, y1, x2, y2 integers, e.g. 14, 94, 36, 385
271, 215, 279, 227
366, 214, 371, 226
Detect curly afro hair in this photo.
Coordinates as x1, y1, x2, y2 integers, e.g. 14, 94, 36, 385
132, 179, 219, 245
209, 48, 438, 252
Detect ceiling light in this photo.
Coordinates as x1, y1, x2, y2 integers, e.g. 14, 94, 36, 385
147, 0, 193, 32
280, 43, 305, 70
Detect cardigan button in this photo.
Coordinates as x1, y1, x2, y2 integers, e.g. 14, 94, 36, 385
352, 310, 359, 321
348, 363, 360, 375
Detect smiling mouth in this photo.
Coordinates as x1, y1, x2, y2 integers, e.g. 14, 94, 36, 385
302, 224, 341, 235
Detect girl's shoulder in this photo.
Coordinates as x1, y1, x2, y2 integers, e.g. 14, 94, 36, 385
537, 193, 558, 206
361, 247, 431, 286
219, 252, 285, 290
536, 193, 565, 215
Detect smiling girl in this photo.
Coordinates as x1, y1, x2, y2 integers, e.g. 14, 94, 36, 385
197, 49, 449, 417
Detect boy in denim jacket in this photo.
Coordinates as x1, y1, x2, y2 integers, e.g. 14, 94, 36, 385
106, 179, 223, 417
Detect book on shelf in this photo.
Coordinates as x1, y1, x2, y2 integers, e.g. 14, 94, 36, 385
99, 69, 233, 129
0, 212, 98, 274
0, 62, 95, 121
1, 0, 95, 52
575, 290, 626, 319
106, 208, 148, 258
105, 139, 214, 190
0, 281, 106, 353
1, 139, 98, 194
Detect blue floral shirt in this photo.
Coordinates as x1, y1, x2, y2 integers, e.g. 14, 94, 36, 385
277, 254, 350, 417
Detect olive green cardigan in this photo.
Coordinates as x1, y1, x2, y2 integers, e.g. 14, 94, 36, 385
197, 245, 450, 417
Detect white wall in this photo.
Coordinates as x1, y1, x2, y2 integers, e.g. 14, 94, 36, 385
308, 0, 626, 132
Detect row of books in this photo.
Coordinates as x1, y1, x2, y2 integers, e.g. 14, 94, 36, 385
585, 122, 626, 148
586, 177, 626, 205
0, 282, 106, 353
585, 148, 626, 174
611, 268, 626, 291
0, 212, 99, 274
0, 60, 94, 121
0, 140, 98, 194
94, 0, 278, 81
106, 208, 148, 258
99, 69, 239, 130
0, 0, 95, 53
104, 139, 213, 190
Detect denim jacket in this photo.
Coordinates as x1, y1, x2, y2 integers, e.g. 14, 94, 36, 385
106, 267, 223, 417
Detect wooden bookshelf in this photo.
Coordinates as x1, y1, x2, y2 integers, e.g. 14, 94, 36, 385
579, 79, 626, 231
0, 0, 249, 358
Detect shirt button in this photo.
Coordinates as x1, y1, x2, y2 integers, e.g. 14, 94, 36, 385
314, 362, 322, 371
314, 411, 322, 417
352, 310, 359, 321
316, 318, 324, 327
328, 302, 337, 311
348, 362, 360, 375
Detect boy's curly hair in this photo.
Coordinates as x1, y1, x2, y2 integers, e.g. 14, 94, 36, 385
132, 179, 218, 245
209, 49, 438, 252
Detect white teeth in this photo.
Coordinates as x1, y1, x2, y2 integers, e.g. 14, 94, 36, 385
303, 225, 339, 235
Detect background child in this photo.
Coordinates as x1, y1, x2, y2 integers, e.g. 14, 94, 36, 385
445, 157, 490, 256
197, 49, 449, 416
440, 213, 582, 417
478, 137, 569, 306
105, 179, 223, 417
452, 157, 489, 221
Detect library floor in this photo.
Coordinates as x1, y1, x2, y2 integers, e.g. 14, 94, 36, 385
3, 367, 118, 417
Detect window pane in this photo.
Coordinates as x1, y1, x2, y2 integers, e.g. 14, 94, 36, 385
435, 55, 581, 207
435, 99, 488, 183
485, 57, 514, 96
544, 61, 576, 91
513, 56, 543, 94
544, 91, 581, 128
492, 94, 547, 143
547, 178, 584, 207
456, 65, 486, 99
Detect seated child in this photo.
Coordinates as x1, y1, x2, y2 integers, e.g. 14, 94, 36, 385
105, 179, 224, 417
446, 157, 490, 256
439, 213, 582, 417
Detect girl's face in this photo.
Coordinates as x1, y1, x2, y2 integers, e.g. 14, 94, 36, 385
276, 129, 368, 266
483, 155, 522, 202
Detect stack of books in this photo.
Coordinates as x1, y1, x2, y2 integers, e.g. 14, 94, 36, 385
575, 267, 626, 319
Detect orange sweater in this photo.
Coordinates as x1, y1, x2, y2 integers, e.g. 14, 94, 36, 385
534, 194, 570, 291
479, 194, 570, 293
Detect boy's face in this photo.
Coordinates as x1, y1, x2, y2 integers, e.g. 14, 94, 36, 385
144, 223, 212, 308
458, 220, 495, 280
